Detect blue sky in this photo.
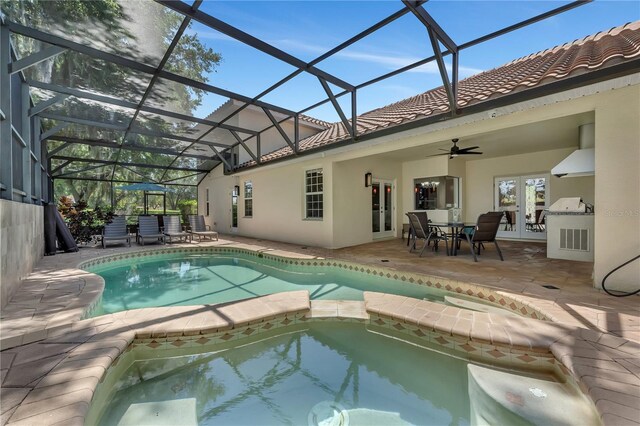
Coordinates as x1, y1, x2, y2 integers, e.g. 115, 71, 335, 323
188, 1, 640, 122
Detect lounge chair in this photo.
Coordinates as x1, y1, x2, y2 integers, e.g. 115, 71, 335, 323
407, 213, 449, 257
163, 215, 191, 243
137, 216, 165, 246
101, 216, 131, 248
188, 215, 218, 242
456, 212, 504, 262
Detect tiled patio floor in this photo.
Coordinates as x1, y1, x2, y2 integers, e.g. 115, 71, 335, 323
0, 234, 639, 425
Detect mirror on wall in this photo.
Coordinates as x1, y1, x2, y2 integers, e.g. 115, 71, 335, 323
414, 176, 460, 210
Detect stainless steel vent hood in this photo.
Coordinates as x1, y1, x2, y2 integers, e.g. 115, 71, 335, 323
551, 123, 595, 178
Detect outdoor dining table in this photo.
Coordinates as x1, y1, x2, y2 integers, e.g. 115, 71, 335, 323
428, 222, 475, 256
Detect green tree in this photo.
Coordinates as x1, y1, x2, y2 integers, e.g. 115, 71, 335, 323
2, 0, 222, 209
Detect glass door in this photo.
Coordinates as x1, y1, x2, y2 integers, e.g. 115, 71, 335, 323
372, 179, 395, 238
522, 176, 547, 240
231, 186, 238, 232
495, 175, 548, 239
495, 177, 519, 238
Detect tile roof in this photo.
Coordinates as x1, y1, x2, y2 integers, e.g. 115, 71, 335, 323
243, 21, 640, 168
298, 114, 332, 129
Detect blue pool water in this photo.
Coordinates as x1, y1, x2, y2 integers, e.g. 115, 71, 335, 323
88, 253, 447, 315
91, 322, 600, 426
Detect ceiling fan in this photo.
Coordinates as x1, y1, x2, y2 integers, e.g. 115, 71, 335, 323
428, 138, 483, 159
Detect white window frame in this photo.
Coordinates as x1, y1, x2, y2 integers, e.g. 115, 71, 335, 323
244, 181, 253, 218
304, 168, 323, 220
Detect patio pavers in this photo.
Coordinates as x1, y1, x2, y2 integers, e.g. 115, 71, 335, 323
0, 235, 638, 425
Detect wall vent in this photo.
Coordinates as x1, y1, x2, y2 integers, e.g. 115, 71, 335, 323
560, 228, 589, 251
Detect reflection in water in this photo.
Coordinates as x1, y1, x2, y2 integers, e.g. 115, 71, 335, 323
97, 323, 471, 426
92, 255, 447, 316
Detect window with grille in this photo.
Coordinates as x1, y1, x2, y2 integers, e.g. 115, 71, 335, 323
305, 169, 323, 219
244, 181, 253, 217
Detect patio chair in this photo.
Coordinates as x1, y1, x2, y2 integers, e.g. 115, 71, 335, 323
163, 215, 191, 243
137, 216, 165, 246
188, 215, 219, 242
456, 212, 504, 262
406, 211, 430, 247
407, 213, 449, 257
101, 216, 131, 248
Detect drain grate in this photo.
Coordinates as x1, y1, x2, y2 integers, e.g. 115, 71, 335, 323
542, 285, 560, 290
381, 259, 390, 262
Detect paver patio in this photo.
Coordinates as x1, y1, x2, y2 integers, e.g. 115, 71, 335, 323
1, 235, 638, 425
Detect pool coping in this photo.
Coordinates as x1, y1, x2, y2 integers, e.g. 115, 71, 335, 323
1, 291, 638, 425
1, 244, 558, 351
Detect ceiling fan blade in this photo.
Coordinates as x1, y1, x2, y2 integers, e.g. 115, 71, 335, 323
438, 148, 451, 152
426, 153, 450, 158
460, 151, 483, 155
458, 146, 480, 152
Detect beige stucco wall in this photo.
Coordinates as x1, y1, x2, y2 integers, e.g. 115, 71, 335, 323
332, 156, 403, 248
200, 157, 335, 248
593, 85, 640, 291
464, 148, 595, 223
0, 200, 44, 307
199, 77, 640, 290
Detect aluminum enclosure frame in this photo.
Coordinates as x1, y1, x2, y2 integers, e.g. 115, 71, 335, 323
0, 0, 594, 202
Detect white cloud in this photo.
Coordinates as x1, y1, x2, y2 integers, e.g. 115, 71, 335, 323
273, 39, 483, 77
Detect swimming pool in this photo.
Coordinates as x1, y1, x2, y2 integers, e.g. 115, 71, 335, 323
87, 252, 451, 315
88, 322, 600, 426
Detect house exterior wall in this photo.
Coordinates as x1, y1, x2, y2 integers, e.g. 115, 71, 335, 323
0, 200, 44, 307
332, 156, 403, 248
236, 108, 325, 165
200, 156, 335, 247
199, 77, 640, 290
593, 85, 640, 292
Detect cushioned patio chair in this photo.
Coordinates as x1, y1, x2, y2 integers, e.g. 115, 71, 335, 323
188, 215, 218, 242
137, 216, 165, 246
163, 215, 191, 243
101, 216, 131, 248
456, 212, 504, 262
407, 213, 449, 257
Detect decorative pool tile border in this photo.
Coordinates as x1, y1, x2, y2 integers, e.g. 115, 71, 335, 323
87, 309, 571, 425
367, 312, 558, 372
79, 246, 551, 321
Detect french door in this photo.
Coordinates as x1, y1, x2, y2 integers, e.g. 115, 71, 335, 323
372, 179, 395, 238
494, 175, 548, 240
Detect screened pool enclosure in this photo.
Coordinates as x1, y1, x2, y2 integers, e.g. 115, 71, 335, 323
0, 0, 597, 210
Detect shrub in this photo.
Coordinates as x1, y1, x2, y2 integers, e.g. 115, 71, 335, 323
58, 197, 115, 244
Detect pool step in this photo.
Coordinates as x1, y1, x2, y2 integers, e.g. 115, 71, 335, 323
467, 364, 601, 426
117, 398, 198, 426
444, 296, 521, 317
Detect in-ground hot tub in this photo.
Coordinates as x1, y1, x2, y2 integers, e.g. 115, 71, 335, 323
87, 322, 600, 426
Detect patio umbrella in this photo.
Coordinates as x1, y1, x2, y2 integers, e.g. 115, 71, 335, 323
115, 183, 175, 214
116, 182, 175, 192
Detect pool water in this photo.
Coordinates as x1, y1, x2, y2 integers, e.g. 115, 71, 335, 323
96, 323, 472, 426
89, 254, 448, 315
93, 323, 600, 426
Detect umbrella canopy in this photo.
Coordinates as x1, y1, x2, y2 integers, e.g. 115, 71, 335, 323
116, 182, 175, 192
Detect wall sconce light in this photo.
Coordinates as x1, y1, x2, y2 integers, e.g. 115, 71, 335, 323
234, 185, 240, 196
364, 172, 372, 187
